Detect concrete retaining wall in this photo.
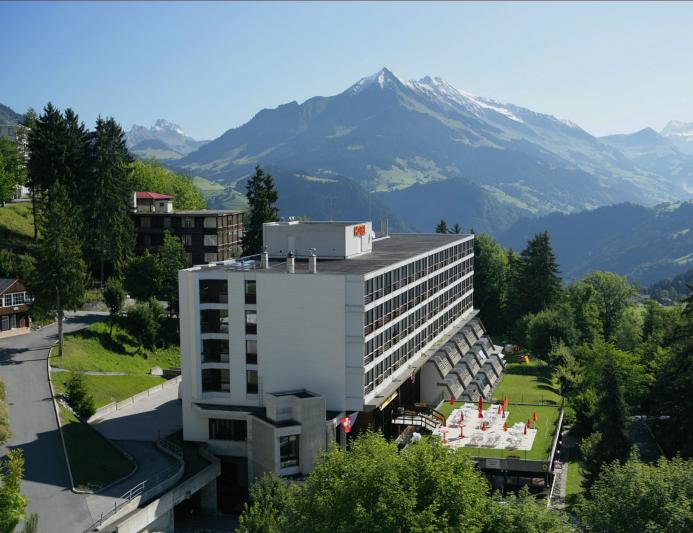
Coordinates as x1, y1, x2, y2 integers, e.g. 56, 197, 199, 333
89, 376, 182, 423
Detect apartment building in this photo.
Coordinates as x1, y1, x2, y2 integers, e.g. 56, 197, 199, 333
0, 279, 30, 339
178, 220, 500, 507
131, 192, 244, 264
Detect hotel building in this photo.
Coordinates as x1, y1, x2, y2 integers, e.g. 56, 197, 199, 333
178, 220, 500, 506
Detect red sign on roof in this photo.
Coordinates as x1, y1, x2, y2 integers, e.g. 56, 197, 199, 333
135, 192, 174, 200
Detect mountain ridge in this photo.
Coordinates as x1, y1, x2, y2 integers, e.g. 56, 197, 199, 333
126, 119, 208, 160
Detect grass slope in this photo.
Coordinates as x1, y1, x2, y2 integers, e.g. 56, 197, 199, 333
59, 404, 134, 490
0, 202, 35, 254
50, 321, 180, 374
492, 355, 561, 405
52, 372, 166, 408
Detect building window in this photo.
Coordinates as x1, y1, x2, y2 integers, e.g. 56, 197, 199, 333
208, 418, 246, 441
200, 309, 228, 334
246, 340, 257, 364
202, 339, 229, 363
246, 370, 258, 394
182, 217, 195, 229
204, 234, 218, 247
181, 234, 193, 247
204, 217, 217, 229
199, 279, 228, 304
202, 369, 230, 393
279, 435, 299, 468
204, 253, 218, 263
245, 280, 256, 304
140, 217, 151, 228
245, 310, 257, 335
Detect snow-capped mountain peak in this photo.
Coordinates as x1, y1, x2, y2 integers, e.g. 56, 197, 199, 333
661, 120, 693, 138
349, 67, 403, 94
153, 119, 185, 136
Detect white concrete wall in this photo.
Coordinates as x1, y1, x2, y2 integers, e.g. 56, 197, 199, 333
256, 272, 348, 410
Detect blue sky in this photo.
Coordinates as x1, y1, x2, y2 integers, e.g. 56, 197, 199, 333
2, 1, 692, 140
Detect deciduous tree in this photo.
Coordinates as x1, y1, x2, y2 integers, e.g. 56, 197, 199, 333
583, 271, 636, 341
0, 449, 28, 533
103, 276, 126, 337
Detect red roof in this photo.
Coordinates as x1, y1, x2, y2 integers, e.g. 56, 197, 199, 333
135, 192, 174, 200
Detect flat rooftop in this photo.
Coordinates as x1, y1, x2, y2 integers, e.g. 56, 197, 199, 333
192, 233, 473, 276
132, 209, 243, 216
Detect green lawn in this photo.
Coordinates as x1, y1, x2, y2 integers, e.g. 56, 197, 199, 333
52, 372, 167, 408
565, 460, 586, 509
437, 401, 560, 461
59, 404, 135, 490
0, 202, 35, 253
492, 355, 561, 405
50, 321, 180, 374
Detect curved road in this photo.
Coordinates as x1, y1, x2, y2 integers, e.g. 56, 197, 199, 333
0, 312, 105, 533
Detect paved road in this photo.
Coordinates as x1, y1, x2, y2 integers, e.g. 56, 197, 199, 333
0, 312, 106, 533
90, 384, 182, 442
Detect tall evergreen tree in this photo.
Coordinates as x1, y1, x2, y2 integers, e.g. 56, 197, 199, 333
27, 103, 67, 241
508, 232, 562, 320
82, 117, 135, 285
242, 165, 279, 255
449, 223, 462, 234
435, 219, 448, 234
32, 182, 88, 356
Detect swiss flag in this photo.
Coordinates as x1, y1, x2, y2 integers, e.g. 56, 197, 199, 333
341, 412, 359, 434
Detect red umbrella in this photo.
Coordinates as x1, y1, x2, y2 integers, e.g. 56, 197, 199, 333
532, 411, 537, 422
478, 397, 483, 418
527, 418, 531, 430
497, 405, 502, 414
482, 422, 487, 431
503, 421, 508, 432
450, 397, 455, 407
523, 423, 528, 435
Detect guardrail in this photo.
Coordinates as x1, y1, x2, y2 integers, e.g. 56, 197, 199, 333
83, 439, 184, 532
88, 375, 182, 423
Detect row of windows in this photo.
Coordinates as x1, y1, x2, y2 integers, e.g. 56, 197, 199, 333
364, 294, 473, 394
364, 240, 473, 304
209, 418, 247, 441
199, 280, 256, 305
199, 309, 257, 334
365, 277, 473, 364
1, 292, 27, 307
201, 339, 257, 364
201, 368, 258, 394
364, 258, 473, 334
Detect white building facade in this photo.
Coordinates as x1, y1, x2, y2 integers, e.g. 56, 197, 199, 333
179, 221, 494, 498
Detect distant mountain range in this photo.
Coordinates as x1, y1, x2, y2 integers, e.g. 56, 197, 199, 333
661, 120, 693, 155
125, 119, 208, 160
0, 103, 23, 124
173, 68, 692, 234
499, 201, 693, 284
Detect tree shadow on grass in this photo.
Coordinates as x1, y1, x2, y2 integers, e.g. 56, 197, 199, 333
71, 328, 134, 356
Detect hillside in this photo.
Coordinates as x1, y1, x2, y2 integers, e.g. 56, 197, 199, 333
499, 202, 693, 284
203, 166, 413, 231
0, 202, 35, 254
0, 103, 23, 124
176, 68, 691, 234
649, 267, 693, 303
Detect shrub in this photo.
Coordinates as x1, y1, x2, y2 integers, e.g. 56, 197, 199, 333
64, 373, 96, 420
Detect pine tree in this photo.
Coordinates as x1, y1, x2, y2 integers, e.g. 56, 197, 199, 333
435, 219, 448, 234
242, 165, 279, 255
82, 117, 135, 285
32, 182, 88, 356
509, 232, 562, 320
449, 223, 462, 234
27, 103, 68, 241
